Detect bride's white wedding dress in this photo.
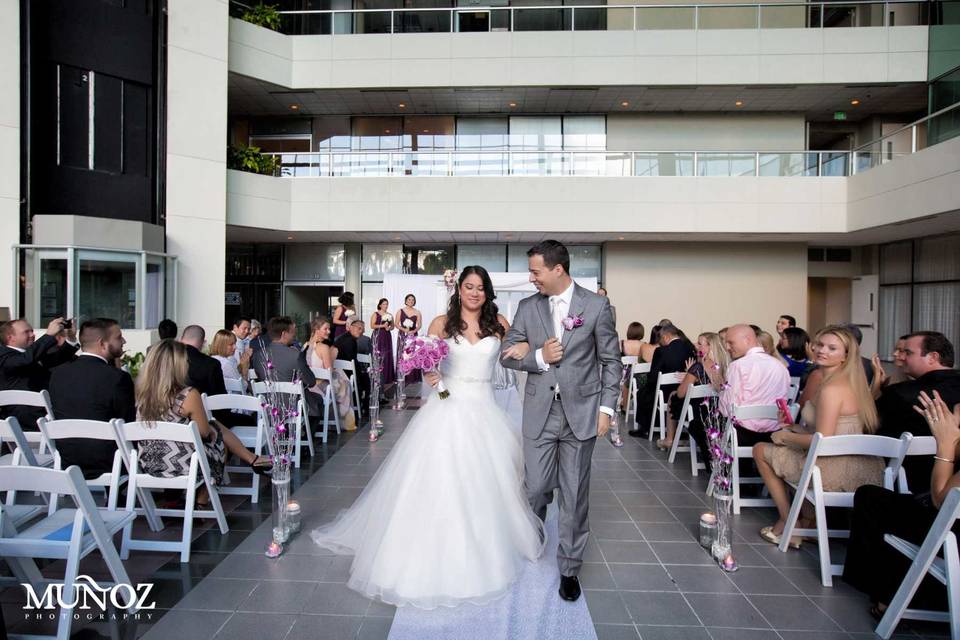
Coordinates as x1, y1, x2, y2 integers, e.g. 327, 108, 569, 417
311, 335, 545, 609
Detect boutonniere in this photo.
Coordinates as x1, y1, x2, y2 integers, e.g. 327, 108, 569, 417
561, 313, 584, 331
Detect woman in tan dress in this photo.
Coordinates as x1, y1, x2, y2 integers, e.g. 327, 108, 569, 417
754, 325, 884, 549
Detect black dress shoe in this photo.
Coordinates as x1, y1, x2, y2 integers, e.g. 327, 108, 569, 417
559, 575, 581, 601
627, 429, 648, 438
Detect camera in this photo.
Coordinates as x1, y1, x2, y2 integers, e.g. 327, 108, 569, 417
61, 319, 73, 330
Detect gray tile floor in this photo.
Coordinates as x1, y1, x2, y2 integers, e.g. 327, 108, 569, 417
4, 399, 952, 640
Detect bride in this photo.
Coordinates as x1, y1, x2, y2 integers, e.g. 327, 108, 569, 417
311, 266, 545, 609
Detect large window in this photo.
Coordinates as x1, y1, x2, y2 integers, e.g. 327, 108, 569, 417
878, 234, 960, 359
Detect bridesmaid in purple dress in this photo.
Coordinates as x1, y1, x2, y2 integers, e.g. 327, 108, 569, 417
396, 294, 422, 383
370, 298, 396, 387
332, 291, 355, 341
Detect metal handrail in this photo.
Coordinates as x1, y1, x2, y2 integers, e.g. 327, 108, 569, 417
850, 100, 960, 154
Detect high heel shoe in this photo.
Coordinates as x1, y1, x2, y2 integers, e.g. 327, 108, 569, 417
759, 525, 802, 549
250, 455, 274, 476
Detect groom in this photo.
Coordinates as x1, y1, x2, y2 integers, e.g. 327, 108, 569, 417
501, 240, 621, 602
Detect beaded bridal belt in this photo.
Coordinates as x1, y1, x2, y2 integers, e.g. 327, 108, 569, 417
445, 374, 492, 385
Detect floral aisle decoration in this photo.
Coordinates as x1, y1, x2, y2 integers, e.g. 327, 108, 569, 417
702, 392, 738, 572
254, 339, 302, 558
368, 316, 392, 442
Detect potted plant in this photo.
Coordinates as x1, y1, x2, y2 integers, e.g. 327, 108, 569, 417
240, 3, 282, 31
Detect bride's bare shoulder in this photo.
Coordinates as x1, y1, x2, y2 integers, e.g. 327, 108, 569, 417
496, 314, 510, 333
427, 315, 448, 338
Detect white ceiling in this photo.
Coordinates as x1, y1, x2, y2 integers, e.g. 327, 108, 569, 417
228, 73, 928, 122
225, 209, 960, 247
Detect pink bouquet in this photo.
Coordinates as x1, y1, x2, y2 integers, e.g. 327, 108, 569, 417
398, 336, 451, 399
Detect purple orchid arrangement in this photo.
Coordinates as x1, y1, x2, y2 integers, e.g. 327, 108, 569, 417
398, 336, 451, 399
561, 313, 585, 332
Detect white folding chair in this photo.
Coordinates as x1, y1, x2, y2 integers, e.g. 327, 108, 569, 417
876, 487, 960, 639
252, 380, 315, 466
715, 403, 800, 514
357, 353, 372, 366
335, 358, 362, 418
1, 417, 55, 508
648, 371, 687, 441
779, 432, 913, 586
202, 393, 269, 503
625, 362, 650, 426
309, 367, 342, 441
787, 376, 801, 402
888, 435, 937, 494
0, 465, 138, 640
224, 376, 246, 394
247, 368, 259, 382
668, 384, 717, 476
0, 389, 55, 454
116, 420, 229, 563
37, 418, 127, 513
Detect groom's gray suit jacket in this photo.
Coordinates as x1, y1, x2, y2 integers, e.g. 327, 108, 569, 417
502, 284, 622, 441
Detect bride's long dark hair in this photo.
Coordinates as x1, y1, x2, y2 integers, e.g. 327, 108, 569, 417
443, 265, 505, 342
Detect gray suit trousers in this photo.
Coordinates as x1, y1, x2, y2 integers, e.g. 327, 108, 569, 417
524, 398, 596, 577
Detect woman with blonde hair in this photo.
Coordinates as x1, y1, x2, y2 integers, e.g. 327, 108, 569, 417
754, 325, 884, 548
209, 329, 249, 392
304, 317, 356, 431
135, 340, 271, 506
658, 332, 730, 453
758, 330, 789, 368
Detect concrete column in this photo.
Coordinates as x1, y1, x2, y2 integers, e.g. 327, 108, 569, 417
164, 0, 229, 337
0, 0, 20, 315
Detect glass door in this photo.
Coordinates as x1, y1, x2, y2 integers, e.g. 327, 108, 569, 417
457, 9, 490, 31
37, 251, 70, 327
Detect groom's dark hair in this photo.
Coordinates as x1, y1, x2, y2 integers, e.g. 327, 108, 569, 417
527, 240, 570, 275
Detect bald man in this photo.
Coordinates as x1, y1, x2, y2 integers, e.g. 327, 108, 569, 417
719, 324, 791, 446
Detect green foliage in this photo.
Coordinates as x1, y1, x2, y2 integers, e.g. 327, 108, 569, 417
121, 352, 146, 379
227, 144, 280, 176
240, 3, 281, 31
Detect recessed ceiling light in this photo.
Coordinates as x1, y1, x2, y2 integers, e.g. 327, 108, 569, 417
621, 101, 629, 107
850, 99, 860, 105
618, 236, 625, 240
398, 103, 406, 108
385, 129, 391, 134
289, 104, 299, 110
287, 235, 293, 240
393, 236, 401, 240
508, 102, 517, 108
735, 101, 743, 107
422, 129, 429, 133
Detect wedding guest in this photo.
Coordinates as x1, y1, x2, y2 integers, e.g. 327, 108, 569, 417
629, 323, 695, 438
332, 292, 357, 341
370, 298, 396, 389
48, 318, 134, 478
597, 287, 616, 325
779, 327, 813, 378
305, 318, 356, 431
135, 340, 271, 507
230, 316, 251, 366
158, 318, 178, 341
630, 324, 661, 402
179, 326, 226, 398
397, 294, 422, 383
209, 330, 249, 393
718, 324, 790, 446
754, 325, 883, 548
252, 316, 320, 415
843, 390, 960, 620
759, 331, 789, 368
776, 314, 797, 338
0, 317, 77, 430
659, 332, 730, 454
249, 319, 262, 341
876, 331, 960, 493
621, 322, 644, 358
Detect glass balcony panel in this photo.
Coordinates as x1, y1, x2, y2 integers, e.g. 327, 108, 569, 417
760, 4, 809, 28
635, 6, 695, 29
572, 8, 608, 31
453, 153, 508, 176
397, 10, 452, 32
698, 6, 758, 29
489, 8, 511, 31
697, 153, 756, 177
513, 8, 571, 31
633, 153, 694, 177
352, 10, 393, 34
758, 153, 809, 177
401, 152, 450, 176
820, 152, 849, 176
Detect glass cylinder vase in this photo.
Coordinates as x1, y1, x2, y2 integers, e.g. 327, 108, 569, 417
271, 464, 292, 544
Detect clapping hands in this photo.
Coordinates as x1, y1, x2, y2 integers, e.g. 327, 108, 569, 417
915, 390, 960, 448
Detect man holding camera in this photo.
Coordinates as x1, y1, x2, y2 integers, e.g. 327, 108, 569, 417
0, 317, 78, 430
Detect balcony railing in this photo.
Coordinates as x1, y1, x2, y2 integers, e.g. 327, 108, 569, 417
230, 0, 929, 35
261, 101, 960, 178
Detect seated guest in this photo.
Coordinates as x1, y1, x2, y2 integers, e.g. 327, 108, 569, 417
0, 317, 77, 430
249, 319, 262, 340
180, 325, 243, 427
230, 316, 251, 365
754, 326, 883, 548
759, 331, 789, 368
305, 318, 356, 431
659, 332, 730, 456
844, 390, 960, 620
620, 322, 645, 408
597, 287, 616, 325
629, 323, 695, 438
779, 327, 813, 378
135, 340, 271, 505
48, 318, 134, 478
842, 324, 876, 386
158, 318, 177, 341
775, 314, 797, 339
876, 331, 960, 493
209, 330, 249, 393
252, 316, 320, 415
718, 324, 791, 446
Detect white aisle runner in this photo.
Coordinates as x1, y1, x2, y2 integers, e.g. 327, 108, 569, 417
387, 512, 598, 640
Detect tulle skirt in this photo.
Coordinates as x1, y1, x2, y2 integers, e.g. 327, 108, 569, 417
311, 384, 545, 609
